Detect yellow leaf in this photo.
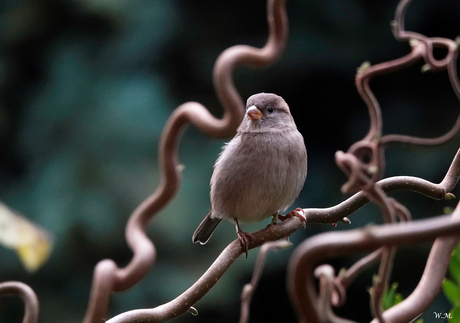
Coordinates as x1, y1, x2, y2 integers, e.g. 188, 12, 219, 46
0, 202, 53, 272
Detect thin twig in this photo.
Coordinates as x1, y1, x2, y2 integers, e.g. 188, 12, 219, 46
0, 281, 39, 323
335, 198, 411, 304
305, 148, 460, 224
356, 42, 425, 143
239, 240, 292, 323
364, 187, 398, 323
339, 248, 383, 291
382, 0, 460, 146
315, 265, 357, 323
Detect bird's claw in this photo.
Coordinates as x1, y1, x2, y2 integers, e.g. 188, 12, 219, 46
235, 219, 255, 258
285, 208, 307, 222
237, 231, 255, 258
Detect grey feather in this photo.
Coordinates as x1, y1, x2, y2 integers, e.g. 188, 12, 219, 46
192, 212, 222, 245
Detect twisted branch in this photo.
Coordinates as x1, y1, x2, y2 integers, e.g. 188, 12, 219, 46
306, 148, 460, 224
288, 202, 460, 323
0, 281, 39, 323
372, 215, 460, 322
382, 0, 460, 145
315, 265, 355, 323
239, 240, 292, 323
330, 0, 460, 319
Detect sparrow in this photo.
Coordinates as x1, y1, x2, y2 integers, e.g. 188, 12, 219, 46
192, 93, 307, 255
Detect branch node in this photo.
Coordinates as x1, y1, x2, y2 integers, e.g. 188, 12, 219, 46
368, 165, 378, 175
389, 20, 397, 33
372, 274, 381, 286
176, 164, 185, 173
241, 284, 253, 300
455, 36, 460, 49
421, 64, 431, 73
409, 39, 420, 47
357, 61, 371, 73
338, 267, 347, 279
187, 306, 198, 316
445, 192, 457, 200
276, 239, 294, 249
368, 286, 374, 296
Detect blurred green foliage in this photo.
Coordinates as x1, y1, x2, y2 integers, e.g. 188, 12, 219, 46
381, 282, 423, 322
381, 282, 404, 311
0, 0, 459, 322
443, 242, 460, 323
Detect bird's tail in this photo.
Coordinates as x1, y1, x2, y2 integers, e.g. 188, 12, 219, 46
192, 212, 222, 245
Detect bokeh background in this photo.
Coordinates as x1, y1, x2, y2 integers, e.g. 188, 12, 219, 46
1, 0, 460, 322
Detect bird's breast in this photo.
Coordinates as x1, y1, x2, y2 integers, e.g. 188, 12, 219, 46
210, 130, 307, 222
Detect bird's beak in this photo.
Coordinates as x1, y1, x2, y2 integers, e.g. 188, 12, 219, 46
247, 106, 263, 120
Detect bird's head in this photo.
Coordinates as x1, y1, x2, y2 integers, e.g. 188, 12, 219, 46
239, 93, 296, 132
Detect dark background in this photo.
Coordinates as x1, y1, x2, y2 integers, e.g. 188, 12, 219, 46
0, 0, 459, 322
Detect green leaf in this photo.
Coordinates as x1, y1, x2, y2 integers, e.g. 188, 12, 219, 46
394, 293, 404, 305
449, 305, 460, 323
382, 282, 398, 310
454, 243, 460, 259
451, 251, 460, 286
443, 278, 460, 306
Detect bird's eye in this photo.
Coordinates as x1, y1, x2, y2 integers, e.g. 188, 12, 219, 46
267, 106, 274, 113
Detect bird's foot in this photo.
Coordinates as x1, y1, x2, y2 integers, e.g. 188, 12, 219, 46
237, 231, 255, 258
235, 219, 254, 258
266, 213, 280, 227
279, 208, 306, 223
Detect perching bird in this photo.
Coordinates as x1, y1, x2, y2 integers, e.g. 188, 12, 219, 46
192, 93, 307, 254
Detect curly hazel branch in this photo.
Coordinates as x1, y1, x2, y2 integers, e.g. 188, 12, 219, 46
371, 216, 460, 322
331, 0, 460, 319
288, 202, 460, 323
0, 282, 39, 323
